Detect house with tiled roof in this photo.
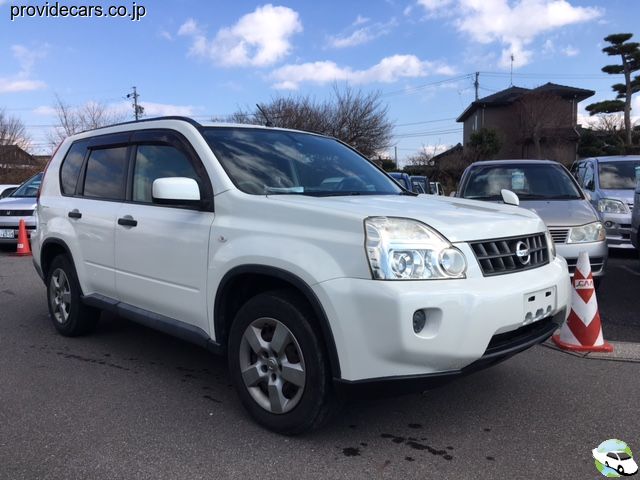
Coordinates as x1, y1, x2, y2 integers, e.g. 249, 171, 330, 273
457, 82, 595, 164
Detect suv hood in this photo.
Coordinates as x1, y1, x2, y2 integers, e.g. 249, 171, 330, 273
269, 194, 544, 243
520, 199, 598, 227
0, 197, 37, 210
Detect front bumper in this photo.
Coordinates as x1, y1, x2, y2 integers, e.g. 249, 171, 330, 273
555, 240, 608, 277
600, 211, 633, 248
314, 256, 571, 382
335, 311, 563, 396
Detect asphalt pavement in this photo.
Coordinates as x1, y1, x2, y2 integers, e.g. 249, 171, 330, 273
0, 248, 639, 479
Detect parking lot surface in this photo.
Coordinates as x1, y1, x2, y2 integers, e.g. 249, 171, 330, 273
1, 249, 639, 479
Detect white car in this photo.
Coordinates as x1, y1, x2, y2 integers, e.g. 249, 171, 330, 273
0, 184, 19, 198
593, 449, 638, 475
32, 117, 571, 434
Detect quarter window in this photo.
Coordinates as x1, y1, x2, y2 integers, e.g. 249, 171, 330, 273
83, 147, 128, 200
132, 144, 199, 203
60, 142, 87, 195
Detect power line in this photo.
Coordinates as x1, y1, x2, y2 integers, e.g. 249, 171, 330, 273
380, 74, 473, 98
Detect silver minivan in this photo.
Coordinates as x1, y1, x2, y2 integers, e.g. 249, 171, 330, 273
458, 159, 608, 281
632, 182, 640, 255
571, 155, 640, 249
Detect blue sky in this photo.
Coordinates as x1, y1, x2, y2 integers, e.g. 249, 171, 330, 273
1, 0, 639, 162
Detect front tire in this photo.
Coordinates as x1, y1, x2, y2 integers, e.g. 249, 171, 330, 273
46, 255, 98, 336
228, 290, 335, 435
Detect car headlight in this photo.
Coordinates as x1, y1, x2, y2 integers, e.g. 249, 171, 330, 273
545, 229, 556, 259
567, 222, 606, 243
365, 217, 466, 280
597, 198, 629, 214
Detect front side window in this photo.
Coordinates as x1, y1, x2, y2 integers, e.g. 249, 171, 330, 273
83, 147, 128, 200
461, 164, 582, 200
583, 164, 595, 190
132, 144, 199, 203
202, 128, 402, 196
598, 161, 640, 189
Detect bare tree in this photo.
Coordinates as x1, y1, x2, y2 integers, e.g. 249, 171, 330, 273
48, 95, 126, 148
516, 91, 569, 159
223, 85, 393, 158
0, 109, 31, 151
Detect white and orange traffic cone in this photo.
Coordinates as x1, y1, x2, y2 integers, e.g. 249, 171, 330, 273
16, 219, 32, 257
552, 251, 612, 352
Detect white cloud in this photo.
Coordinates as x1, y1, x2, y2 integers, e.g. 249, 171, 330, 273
178, 5, 302, 67
0, 78, 46, 93
328, 19, 397, 49
0, 44, 47, 93
160, 30, 173, 41
271, 54, 455, 89
562, 45, 579, 56
353, 15, 370, 26
414, 0, 601, 67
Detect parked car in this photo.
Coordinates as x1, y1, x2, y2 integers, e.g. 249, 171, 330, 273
457, 160, 608, 280
571, 155, 640, 249
410, 175, 431, 194
388, 171, 414, 191
0, 184, 19, 198
632, 180, 640, 256
430, 181, 445, 196
592, 449, 638, 476
0, 173, 42, 244
33, 117, 570, 434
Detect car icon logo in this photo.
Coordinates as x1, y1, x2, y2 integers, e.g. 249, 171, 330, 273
515, 241, 530, 265
593, 439, 638, 477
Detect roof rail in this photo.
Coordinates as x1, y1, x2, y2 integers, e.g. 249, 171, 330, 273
77, 116, 203, 135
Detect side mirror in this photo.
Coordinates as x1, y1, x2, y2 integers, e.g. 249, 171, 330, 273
449, 191, 456, 197
152, 177, 201, 206
585, 180, 595, 191
501, 189, 520, 206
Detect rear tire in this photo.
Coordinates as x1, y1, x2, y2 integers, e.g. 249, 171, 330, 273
227, 290, 336, 435
46, 255, 98, 336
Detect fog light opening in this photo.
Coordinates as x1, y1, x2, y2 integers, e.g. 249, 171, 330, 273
413, 310, 427, 334
604, 221, 614, 228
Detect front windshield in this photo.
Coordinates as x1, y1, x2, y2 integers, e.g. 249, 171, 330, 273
598, 161, 640, 189
10, 172, 43, 198
202, 128, 402, 196
461, 164, 582, 200
618, 453, 631, 460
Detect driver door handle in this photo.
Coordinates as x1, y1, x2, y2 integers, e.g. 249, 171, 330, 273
117, 216, 138, 227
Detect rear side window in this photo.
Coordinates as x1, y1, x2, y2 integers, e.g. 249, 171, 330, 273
132, 145, 199, 203
60, 142, 87, 195
83, 147, 128, 200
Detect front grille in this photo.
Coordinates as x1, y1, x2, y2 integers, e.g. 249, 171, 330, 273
566, 257, 604, 275
0, 210, 34, 216
549, 228, 569, 244
470, 232, 549, 276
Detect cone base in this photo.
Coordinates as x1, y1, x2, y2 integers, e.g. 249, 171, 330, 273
552, 333, 613, 353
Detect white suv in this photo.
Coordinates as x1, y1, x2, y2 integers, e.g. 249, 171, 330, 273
33, 117, 570, 434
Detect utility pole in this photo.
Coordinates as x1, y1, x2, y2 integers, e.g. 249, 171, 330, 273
126, 86, 144, 121
474, 72, 479, 100
510, 55, 514, 86
394, 146, 398, 166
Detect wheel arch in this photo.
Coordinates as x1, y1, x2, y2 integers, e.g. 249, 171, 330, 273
214, 265, 341, 379
40, 238, 74, 280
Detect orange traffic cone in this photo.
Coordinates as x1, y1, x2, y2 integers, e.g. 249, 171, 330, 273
16, 219, 32, 257
552, 251, 612, 352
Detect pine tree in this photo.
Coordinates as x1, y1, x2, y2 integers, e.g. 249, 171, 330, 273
586, 33, 640, 146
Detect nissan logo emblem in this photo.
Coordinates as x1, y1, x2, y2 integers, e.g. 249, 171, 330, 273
515, 241, 531, 265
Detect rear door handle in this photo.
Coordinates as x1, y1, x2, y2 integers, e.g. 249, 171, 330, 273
117, 216, 138, 227
68, 210, 82, 219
